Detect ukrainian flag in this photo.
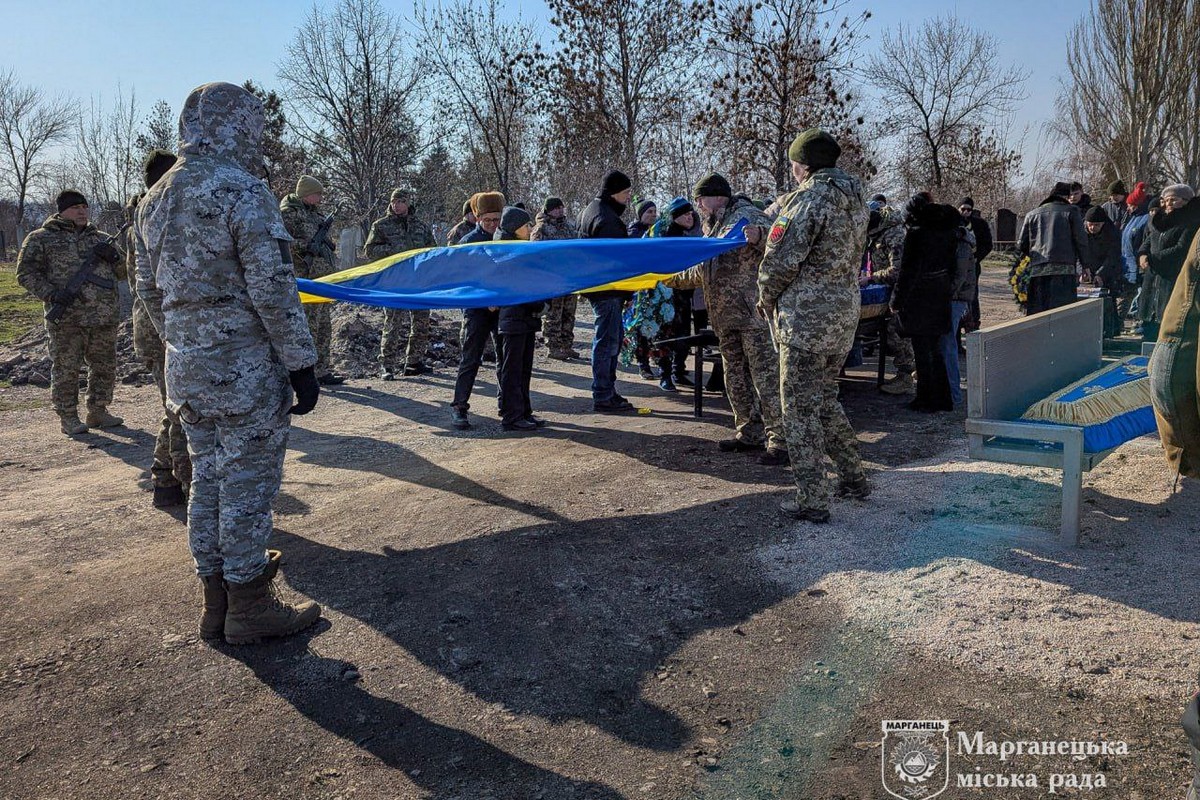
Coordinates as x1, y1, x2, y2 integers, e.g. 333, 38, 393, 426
297, 221, 747, 309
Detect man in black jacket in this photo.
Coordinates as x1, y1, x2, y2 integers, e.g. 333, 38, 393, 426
494, 206, 544, 432
1018, 181, 1088, 314
957, 197, 993, 333
578, 170, 636, 413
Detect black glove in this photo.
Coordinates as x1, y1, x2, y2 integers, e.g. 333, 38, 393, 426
288, 366, 320, 415
94, 241, 121, 264
50, 289, 73, 305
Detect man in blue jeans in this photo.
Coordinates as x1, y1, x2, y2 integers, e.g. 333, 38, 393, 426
941, 220, 977, 406
578, 170, 636, 413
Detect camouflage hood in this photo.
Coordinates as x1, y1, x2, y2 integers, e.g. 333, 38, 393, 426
41, 214, 95, 235
806, 168, 864, 208
178, 82, 264, 174
279, 193, 309, 214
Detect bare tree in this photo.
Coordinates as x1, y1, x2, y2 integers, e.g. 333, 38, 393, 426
243, 80, 309, 199
416, 0, 538, 198
1164, 1, 1200, 185
278, 0, 424, 219
0, 70, 76, 238
865, 16, 1027, 190
1054, 0, 1185, 187
693, 0, 870, 195
540, 0, 700, 190
72, 85, 141, 207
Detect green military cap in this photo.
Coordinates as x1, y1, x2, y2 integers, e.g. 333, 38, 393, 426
787, 128, 841, 169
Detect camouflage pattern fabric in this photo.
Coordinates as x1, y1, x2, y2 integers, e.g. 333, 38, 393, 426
865, 206, 914, 373
531, 211, 579, 353
126, 194, 190, 488
281, 193, 336, 375
446, 218, 475, 246
133, 81, 315, 583
758, 167, 869, 356
17, 214, 124, 417
779, 345, 866, 512
720, 326, 784, 450
364, 212, 436, 368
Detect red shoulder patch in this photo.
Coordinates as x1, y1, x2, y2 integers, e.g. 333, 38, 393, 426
768, 215, 790, 245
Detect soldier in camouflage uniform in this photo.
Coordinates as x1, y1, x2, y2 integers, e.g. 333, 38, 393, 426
757, 129, 870, 523
531, 196, 580, 359
865, 205, 916, 394
17, 190, 125, 436
133, 82, 321, 645
364, 188, 437, 379
664, 173, 787, 464
281, 175, 344, 385
126, 150, 191, 508
446, 197, 476, 246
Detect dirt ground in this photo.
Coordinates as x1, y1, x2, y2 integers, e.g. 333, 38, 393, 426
1, 267, 1197, 799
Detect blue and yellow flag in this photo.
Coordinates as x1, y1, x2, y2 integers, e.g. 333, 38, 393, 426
297, 221, 747, 309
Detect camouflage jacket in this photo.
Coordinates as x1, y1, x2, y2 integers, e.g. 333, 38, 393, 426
866, 206, 905, 285
133, 81, 315, 420
280, 193, 336, 278
17, 214, 125, 328
758, 167, 868, 355
530, 212, 577, 242
664, 196, 769, 333
124, 193, 163, 360
363, 212, 435, 261
446, 218, 475, 246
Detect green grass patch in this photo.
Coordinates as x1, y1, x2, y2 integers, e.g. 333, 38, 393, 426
982, 251, 1020, 272
0, 262, 42, 345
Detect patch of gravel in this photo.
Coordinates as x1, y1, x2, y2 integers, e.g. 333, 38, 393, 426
757, 437, 1200, 704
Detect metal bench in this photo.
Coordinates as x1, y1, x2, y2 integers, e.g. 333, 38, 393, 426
965, 299, 1142, 544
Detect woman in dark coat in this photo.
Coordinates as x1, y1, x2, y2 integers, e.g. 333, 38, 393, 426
1139, 185, 1200, 342
494, 206, 544, 432
893, 193, 959, 412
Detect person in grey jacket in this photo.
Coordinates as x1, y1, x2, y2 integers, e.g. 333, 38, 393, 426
1018, 181, 1088, 314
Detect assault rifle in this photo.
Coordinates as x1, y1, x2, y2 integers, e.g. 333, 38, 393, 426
46, 222, 130, 324
305, 206, 339, 267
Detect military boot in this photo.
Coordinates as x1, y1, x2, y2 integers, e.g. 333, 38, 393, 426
1183, 694, 1200, 800
198, 574, 227, 641
85, 407, 124, 428
880, 372, 914, 395
223, 550, 321, 645
59, 413, 88, 436
779, 499, 831, 524
153, 484, 187, 508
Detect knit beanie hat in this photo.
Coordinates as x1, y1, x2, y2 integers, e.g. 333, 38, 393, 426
1051, 181, 1073, 199
787, 128, 841, 168
543, 196, 564, 214
499, 205, 532, 234
1084, 205, 1111, 224
1126, 182, 1148, 209
666, 196, 694, 219
473, 191, 506, 216
296, 175, 324, 197
634, 199, 656, 220
143, 150, 177, 189
390, 187, 413, 203
1106, 180, 1127, 196
957, 196, 975, 209
1162, 183, 1196, 202
693, 172, 732, 199
870, 193, 886, 204
600, 169, 632, 197
56, 190, 88, 212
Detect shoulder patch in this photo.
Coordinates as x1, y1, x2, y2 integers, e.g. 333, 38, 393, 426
768, 215, 790, 245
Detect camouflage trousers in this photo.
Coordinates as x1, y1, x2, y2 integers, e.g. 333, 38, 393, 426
47, 322, 117, 416
381, 308, 431, 368
720, 326, 785, 451
147, 355, 191, 490
182, 400, 289, 584
305, 304, 333, 374
779, 345, 866, 512
542, 294, 579, 353
887, 313, 915, 373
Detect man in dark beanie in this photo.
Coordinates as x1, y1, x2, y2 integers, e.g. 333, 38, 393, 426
446, 197, 477, 246
664, 172, 786, 463
757, 128, 870, 521
578, 169, 636, 413
494, 206, 544, 431
531, 196, 580, 360
126, 150, 192, 507
628, 199, 657, 238
1101, 180, 1130, 231
1017, 181, 1088, 314
17, 190, 125, 436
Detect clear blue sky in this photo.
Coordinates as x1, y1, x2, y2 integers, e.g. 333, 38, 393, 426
4, 0, 1078, 169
